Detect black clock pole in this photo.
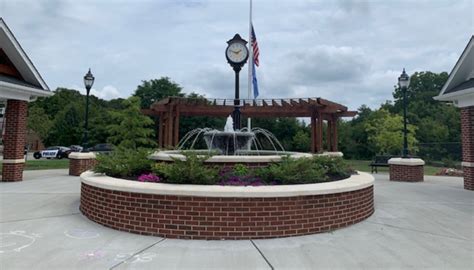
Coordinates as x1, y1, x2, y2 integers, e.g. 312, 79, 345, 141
226, 34, 248, 131
233, 66, 241, 130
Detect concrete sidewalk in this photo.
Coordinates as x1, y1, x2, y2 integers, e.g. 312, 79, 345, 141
0, 170, 472, 269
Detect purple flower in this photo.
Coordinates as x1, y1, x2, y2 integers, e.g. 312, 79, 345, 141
138, 173, 160, 183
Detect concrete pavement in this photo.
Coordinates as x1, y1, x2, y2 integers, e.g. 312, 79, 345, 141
0, 170, 472, 269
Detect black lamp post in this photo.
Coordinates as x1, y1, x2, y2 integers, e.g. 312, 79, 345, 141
82, 68, 95, 152
398, 68, 410, 158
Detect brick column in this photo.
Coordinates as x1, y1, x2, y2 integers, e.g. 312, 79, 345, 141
388, 158, 425, 182
2, 100, 28, 182
461, 106, 474, 190
69, 152, 97, 176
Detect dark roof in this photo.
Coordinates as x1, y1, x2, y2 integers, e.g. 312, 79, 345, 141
0, 17, 49, 91
0, 73, 43, 90
445, 78, 474, 94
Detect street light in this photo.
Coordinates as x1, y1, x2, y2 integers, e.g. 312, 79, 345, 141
82, 68, 95, 152
398, 68, 410, 158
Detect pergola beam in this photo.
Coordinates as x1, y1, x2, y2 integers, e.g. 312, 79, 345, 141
145, 97, 355, 151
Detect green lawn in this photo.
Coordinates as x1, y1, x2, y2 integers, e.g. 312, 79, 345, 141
346, 159, 442, 176
0, 159, 69, 171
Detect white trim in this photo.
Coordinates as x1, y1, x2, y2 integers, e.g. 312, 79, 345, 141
434, 87, 474, 100
438, 36, 473, 97
388, 158, 425, 166
81, 171, 374, 198
0, 81, 52, 101
462, 162, 474, 168
2, 159, 25, 164
0, 19, 49, 90
434, 89, 474, 108
69, 152, 96, 160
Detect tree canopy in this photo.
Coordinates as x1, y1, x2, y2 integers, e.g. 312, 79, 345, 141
133, 77, 184, 109
25, 71, 460, 163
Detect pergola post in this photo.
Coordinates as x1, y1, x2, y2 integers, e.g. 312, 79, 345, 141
326, 118, 333, 151
166, 107, 174, 148
173, 107, 180, 146
158, 113, 164, 148
332, 117, 338, 151
310, 113, 316, 153
316, 112, 323, 153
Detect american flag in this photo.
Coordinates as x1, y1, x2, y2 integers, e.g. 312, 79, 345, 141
251, 24, 259, 98
251, 24, 259, 66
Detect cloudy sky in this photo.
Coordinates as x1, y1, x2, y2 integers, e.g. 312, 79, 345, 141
2, 0, 473, 110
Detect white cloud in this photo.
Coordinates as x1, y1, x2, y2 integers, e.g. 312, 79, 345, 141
76, 85, 124, 100
2, 0, 472, 111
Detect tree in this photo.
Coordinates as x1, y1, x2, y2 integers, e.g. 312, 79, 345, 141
392, 71, 449, 111
292, 130, 311, 152
46, 103, 83, 146
133, 77, 184, 109
364, 109, 417, 155
27, 106, 53, 141
107, 97, 156, 149
338, 105, 376, 159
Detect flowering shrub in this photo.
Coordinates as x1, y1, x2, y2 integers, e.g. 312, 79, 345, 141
218, 166, 265, 186
138, 173, 160, 182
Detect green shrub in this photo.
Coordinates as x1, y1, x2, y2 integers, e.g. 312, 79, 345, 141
312, 156, 351, 179
256, 156, 351, 185
256, 156, 327, 185
152, 152, 219, 185
94, 147, 153, 178
232, 164, 250, 177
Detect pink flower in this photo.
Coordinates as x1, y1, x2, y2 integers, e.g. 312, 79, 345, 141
138, 173, 160, 183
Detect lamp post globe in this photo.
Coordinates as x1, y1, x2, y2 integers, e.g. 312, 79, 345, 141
398, 68, 410, 158
82, 68, 95, 152
84, 68, 95, 92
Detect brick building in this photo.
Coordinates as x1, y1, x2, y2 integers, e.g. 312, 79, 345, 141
0, 18, 52, 181
435, 36, 474, 190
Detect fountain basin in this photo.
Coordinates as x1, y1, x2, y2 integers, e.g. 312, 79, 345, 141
150, 150, 314, 167
80, 171, 374, 240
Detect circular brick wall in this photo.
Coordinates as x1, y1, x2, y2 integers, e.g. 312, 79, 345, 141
80, 172, 374, 240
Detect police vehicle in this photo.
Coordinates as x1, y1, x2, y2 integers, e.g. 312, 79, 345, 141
33, 146, 71, 159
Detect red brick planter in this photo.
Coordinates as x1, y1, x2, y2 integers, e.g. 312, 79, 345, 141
389, 164, 424, 182
463, 166, 473, 190
80, 172, 374, 240
69, 152, 97, 176
388, 158, 425, 182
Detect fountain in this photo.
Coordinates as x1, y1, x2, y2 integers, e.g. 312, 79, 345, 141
202, 116, 254, 155
150, 115, 312, 165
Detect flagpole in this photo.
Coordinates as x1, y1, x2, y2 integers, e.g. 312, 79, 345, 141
247, 0, 253, 131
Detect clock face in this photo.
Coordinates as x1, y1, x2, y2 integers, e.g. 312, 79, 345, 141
226, 42, 248, 64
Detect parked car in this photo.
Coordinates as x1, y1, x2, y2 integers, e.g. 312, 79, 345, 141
87, 143, 114, 153
69, 145, 83, 152
33, 146, 71, 159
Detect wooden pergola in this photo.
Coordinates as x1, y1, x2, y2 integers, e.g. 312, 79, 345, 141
143, 97, 356, 153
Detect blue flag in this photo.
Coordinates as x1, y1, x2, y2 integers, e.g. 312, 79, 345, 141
252, 61, 259, 99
